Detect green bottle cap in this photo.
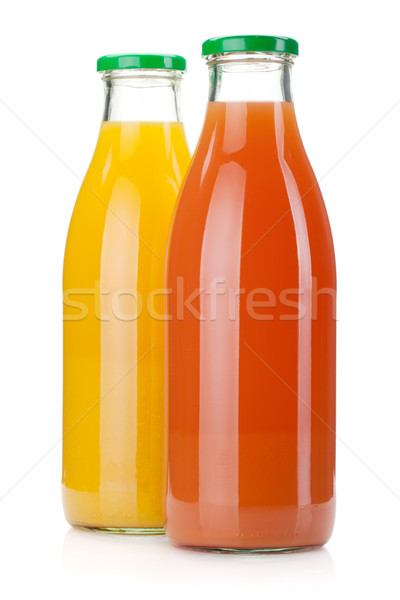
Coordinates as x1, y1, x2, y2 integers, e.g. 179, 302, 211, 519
97, 53, 187, 72
202, 35, 299, 57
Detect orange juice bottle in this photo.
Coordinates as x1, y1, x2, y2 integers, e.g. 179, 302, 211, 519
166, 36, 336, 550
63, 54, 190, 533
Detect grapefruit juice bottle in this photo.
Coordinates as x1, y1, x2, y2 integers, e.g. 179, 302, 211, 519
63, 54, 190, 533
166, 36, 336, 551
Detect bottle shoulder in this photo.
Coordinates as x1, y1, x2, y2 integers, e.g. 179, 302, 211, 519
170, 106, 335, 283
64, 122, 189, 283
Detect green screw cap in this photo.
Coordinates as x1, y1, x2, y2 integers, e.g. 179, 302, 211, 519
202, 35, 299, 57
97, 53, 187, 72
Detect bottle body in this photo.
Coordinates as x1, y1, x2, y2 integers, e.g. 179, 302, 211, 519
63, 64, 190, 532
166, 54, 336, 549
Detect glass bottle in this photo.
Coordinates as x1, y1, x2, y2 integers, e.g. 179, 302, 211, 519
63, 54, 190, 533
166, 36, 336, 551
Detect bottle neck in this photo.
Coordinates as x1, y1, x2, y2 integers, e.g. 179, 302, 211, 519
206, 52, 294, 103
101, 69, 183, 122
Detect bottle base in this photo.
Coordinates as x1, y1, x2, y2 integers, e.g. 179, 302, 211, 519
174, 543, 322, 554
73, 524, 165, 535
166, 497, 335, 551
62, 486, 165, 534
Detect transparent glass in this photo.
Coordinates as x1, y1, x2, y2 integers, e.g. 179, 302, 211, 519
102, 68, 183, 122
62, 69, 190, 534
206, 51, 294, 102
166, 52, 336, 552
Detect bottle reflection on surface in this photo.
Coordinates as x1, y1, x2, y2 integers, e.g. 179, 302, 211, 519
61, 527, 335, 586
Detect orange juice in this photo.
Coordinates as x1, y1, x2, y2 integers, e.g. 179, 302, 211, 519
62, 54, 190, 533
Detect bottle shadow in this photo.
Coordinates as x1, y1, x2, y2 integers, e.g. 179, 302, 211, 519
61, 527, 335, 588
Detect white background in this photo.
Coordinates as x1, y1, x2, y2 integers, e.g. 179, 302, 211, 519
0, 0, 399, 597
